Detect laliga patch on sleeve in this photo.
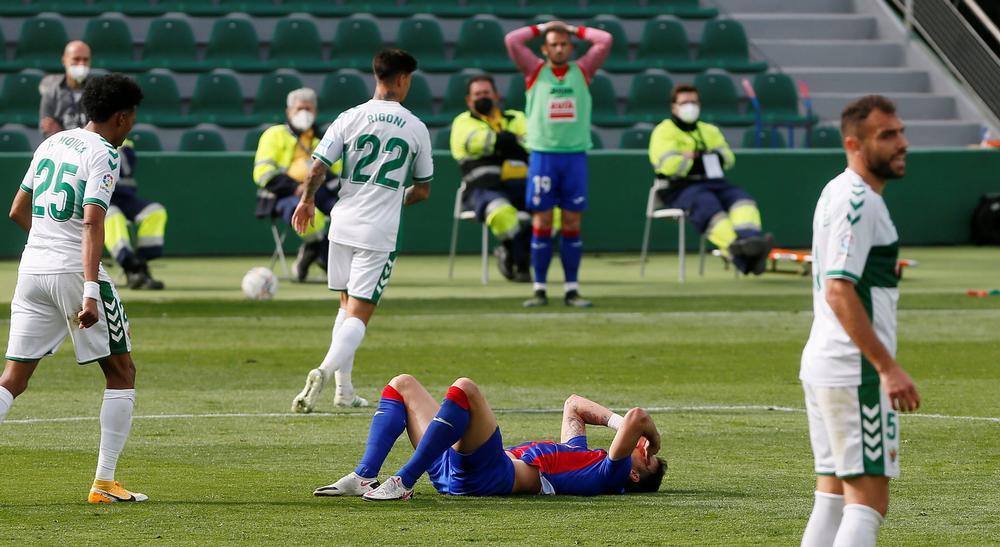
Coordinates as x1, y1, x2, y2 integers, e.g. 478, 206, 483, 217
101, 173, 115, 191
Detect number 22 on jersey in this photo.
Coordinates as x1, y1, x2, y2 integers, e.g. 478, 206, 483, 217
343, 133, 411, 190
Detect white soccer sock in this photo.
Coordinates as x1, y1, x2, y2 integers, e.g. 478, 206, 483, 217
801, 491, 845, 547
832, 504, 883, 547
95, 389, 135, 482
564, 281, 580, 293
0, 386, 14, 423
317, 308, 349, 377
317, 317, 366, 397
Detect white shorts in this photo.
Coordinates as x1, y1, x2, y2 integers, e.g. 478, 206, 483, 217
803, 381, 900, 479
6, 273, 132, 364
326, 241, 397, 305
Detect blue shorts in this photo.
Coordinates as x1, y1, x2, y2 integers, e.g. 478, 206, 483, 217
525, 151, 588, 212
427, 427, 515, 496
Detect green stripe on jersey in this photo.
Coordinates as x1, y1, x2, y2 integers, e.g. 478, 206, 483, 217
825, 270, 860, 283
19, 183, 32, 193
312, 152, 332, 167
83, 197, 109, 210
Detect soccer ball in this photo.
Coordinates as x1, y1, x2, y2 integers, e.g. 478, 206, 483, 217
241, 267, 278, 300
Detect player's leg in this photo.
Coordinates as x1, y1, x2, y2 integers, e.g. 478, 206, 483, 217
0, 360, 40, 423
525, 151, 558, 306
801, 382, 845, 547
716, 182, 771, 275
88, 352, 146, 503
555, 152, 590, 307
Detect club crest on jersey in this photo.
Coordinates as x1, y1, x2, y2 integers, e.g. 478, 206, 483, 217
101, 173, 115, 191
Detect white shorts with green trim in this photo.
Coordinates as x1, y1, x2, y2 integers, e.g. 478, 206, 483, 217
327, 242, 397, 305
803, 381, 900, 479
6, 273, 132, 364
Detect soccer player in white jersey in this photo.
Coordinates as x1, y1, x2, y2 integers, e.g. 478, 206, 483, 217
291, 49, 433, 413
1, 74, 148, 503
799, 95, 921, 547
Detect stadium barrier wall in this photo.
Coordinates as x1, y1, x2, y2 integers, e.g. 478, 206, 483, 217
1, 149, 998, 258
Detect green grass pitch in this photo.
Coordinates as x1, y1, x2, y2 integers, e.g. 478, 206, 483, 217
0, 248, 997, 545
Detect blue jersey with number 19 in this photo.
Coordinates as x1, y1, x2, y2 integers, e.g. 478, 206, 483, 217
312, 99, 433, 252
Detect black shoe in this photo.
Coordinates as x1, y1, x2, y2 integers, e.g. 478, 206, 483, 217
523, 289, 548, 307
124, 259, 164, 290
564, 290, 593, 308
293, 241, 321, 282
729, 236, 769, 275
749, 234, 774, 276
495, 241, 515, 281
514, 270, 532, 283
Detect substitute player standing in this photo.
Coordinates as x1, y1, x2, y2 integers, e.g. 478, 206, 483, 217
1, 74, 148, 503
291, 49, 432, 413
800, 95, 920, 547
505, 21, 611, 307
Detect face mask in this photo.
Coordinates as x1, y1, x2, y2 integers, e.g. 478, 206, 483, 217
473, 97, 494, 116
677, 103, 700, 124
290, 110, 315, 132
67, 64, 90, 82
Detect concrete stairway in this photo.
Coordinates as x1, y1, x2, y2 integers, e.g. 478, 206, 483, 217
709, 0, 985, 147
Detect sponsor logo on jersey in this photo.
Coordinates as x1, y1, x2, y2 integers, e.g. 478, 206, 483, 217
101, 173, 115, 191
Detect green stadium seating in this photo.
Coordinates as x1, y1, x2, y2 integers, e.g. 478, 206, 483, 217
495, 0, 590, 18
243, 126, 267, 151
396, 16, 451, 72
217, 0, 289, 16
504, 75, 526, 112
23, 0, 104, 15
141, 17, 202, 72
405, 0, 474, 18
205, 16, 263, 72
402, 72, 450, 127
441, 70, 485, 119
134, 71, 192, 127
454, 17, 513, 72
127, 129, 164, 152
178, 128, 227, 152
11, 17, 68, 72
432, 127, 451, 150
113, 0, 175, 16
637, 17, 706, 73
589, 0, 718, 19
267, 17, 327, 72
752, 72, 817, 126
0, 130, 31, 152
624, 70, 673, 125
331, 15, 384, 71
590, 129, 604, 150
698, 20, 768, 73
590, 72, 623, 127
190, 71, 250, 127
84, 16, 139, 72
319, 70, 371, 119
583, 17, 637, 72
741, 127, 787, 149
0, 71, 42, 126
808, 126, 842, 148
250, 72, 305, 125
619, 125, 653, 150
693, 71, 754, 126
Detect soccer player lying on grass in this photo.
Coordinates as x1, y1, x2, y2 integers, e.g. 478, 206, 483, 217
314, 374, 665, 500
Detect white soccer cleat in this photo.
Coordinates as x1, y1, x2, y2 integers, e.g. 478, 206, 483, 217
362, 476, 413, 501
313, 472, 379, 497
334, 391, 369, 408
292, 368, 326, 414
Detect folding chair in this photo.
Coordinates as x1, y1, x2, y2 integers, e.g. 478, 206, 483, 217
268, 218, 292, 278
639, 179, 707, 282
448, 183, 490, 284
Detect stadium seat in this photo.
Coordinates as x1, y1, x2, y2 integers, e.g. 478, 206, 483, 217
83, 15, 139, 72
267, 17, 327, 72
454, 16, 513, 72
0, 71, 42, 126
330, 0, 407, 16
583, 17, 637, 72
504, 75, 526, 112
330, 15, 384, 71
127, 128, 163, 152
495, 0, 590, 18
406, 0, 479, 17
10, 17, 68, 72
250, 71, 305, 126
402, 72, 449, 127
441, 70, 485, 119
243, 126, 267, 151
741, 127, 787, 149
589, 0, 718, 19
4, 0, 103, 16
190, 71, 251, 127
433, 127, 451, 150
590, 129, 604, 150
698, 20, 768, 73
319, 70, 371, 120
395, 16, 451, 73
141, 17, 202, 72
590, 71, 623, 126
178, 128, 227, 152
134, 71, 192, 127
108, 0, 172, 16
694, 72, 755, 126
205, 16, 264, 72
637, 17, 706, 73
752, 73, 818, 126
808, 126, 843, 148
217, 0, 289, 16
619, 125, 653, 149
0, 130, 31, 152
624, 70, 673, 125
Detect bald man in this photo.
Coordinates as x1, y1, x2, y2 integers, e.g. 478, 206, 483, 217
40, 40, 92, 138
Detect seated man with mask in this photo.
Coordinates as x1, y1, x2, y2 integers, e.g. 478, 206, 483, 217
450, 75, 531, 282
253, 88, 342, 281
648, 84, 772, 275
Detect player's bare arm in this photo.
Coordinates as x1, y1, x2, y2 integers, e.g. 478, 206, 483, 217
291, 159, 328, 234
79, 203, 106, 329
9, 188, 32, 232
403, 182, 431, 206
826, 279, 920, 411
608, 407, 661, 460
560, 394, 614, 442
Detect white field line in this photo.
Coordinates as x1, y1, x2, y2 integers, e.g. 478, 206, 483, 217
4, 405, 998, 425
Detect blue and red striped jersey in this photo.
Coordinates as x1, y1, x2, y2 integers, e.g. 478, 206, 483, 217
507, 435, 632, 496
